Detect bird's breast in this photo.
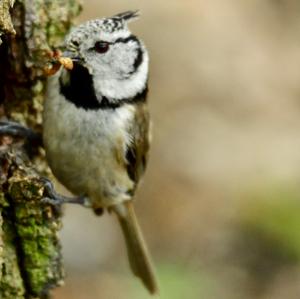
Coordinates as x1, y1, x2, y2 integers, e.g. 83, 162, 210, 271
43, 76, 135, 207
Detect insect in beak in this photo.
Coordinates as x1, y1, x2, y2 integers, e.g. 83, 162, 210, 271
44, 50, 75, 76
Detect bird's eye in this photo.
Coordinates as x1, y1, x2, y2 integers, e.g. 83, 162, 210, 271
94, 41, 110, 53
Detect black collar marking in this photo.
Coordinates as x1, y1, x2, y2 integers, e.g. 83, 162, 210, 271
59, 62, 148, 110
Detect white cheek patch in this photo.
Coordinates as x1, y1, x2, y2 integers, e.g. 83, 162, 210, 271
93, 49, 149, 100
108, 42, 138, 76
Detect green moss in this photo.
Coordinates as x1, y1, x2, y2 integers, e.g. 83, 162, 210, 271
0, 221, 25, 299
5, 175, 63, 296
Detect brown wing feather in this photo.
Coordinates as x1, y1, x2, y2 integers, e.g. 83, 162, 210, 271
125, 102, 150, 187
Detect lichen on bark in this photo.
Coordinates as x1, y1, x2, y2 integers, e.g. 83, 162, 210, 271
10, 158, 64, 295
0, 0, 82, 298
3, 0, 81, 128
0, 0, 16, 45
0, 146, 65, 299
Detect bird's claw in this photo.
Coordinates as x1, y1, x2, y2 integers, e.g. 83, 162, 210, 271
40, 177, 90, 206
0, 121, 42, 158
41, 196, 64, 206
0, 121, 41, 141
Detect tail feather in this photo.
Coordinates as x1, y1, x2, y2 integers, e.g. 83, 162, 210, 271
112, 201, 159, 295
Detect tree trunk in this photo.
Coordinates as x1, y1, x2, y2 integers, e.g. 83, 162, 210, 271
0, 1, 81, 298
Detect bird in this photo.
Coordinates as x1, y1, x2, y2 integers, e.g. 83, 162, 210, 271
42, 11, 158, 294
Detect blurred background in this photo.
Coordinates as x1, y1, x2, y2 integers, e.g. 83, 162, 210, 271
53, 1, 300, 298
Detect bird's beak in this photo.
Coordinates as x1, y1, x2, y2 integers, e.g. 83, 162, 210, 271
62, 50, 82, 62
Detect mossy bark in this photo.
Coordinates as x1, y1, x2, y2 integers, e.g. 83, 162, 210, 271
0, 0, 81, 298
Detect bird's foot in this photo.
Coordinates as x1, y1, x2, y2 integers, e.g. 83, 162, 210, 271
0, 121, 42, 157
0, 121, 40, 141
40, 177, 90, 206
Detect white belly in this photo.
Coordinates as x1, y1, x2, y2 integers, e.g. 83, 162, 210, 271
43, 75, 134, 208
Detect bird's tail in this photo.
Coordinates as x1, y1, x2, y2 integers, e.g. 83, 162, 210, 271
111, 201, 159, 295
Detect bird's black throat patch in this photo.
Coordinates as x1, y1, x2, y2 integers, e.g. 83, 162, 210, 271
59, 62, 148, 110
59, 63, 101, 110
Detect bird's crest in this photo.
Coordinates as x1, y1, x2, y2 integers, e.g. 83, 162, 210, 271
113, 10, 140, 23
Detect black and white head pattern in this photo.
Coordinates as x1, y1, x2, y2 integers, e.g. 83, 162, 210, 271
60, 11, 149, 109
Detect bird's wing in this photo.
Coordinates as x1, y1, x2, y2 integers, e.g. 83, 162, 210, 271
125, 102, 151, 188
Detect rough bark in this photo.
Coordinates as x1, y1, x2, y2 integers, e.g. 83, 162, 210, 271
0, 1, 81, 298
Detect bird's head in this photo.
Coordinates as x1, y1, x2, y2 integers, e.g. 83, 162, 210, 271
61, 11, 149, 102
